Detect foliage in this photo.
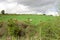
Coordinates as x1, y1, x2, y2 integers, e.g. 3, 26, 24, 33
0, 15, 60, 40
1, 10, 5, 14
7, 18, 37, 38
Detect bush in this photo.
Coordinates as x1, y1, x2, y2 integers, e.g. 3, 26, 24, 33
43, 14, 46, 15
7, 18, 37, 38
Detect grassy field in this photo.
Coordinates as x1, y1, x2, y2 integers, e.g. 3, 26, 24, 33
0, 14, 57, 24
0, 14, 60, 40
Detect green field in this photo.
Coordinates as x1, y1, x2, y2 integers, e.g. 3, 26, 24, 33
0, 14, 60, 40
0, 14, 57, 24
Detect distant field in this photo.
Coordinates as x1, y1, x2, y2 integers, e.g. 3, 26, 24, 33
0, 14, 57, 24
0, 14, 60, 40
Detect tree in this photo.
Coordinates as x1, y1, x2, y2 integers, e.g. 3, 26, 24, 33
43, 14, 46, 15
1, 10, 5, 14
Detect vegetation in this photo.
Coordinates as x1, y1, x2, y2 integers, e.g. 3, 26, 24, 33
43, 14, 46, 15
1, 10, 5, 14
0, 14, 60, 40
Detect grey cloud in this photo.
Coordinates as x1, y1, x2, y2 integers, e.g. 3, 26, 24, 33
29, 4, 56, 12
0, 0, 60, 13
0, 0, 5, 2
0, 0, 59, 7
0, 0, 58, 8
16, 0, 59, 12
17, 0, 56, 7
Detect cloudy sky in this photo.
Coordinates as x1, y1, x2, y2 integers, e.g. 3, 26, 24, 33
0, 0, 60, 14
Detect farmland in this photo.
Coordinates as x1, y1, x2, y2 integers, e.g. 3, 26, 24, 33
0, 14, 60, 40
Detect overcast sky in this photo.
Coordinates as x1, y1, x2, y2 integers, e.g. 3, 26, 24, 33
0, 0, 60, 14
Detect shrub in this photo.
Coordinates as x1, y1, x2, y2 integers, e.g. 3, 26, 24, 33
43, 14, 46, 15
7, 18, 38, 39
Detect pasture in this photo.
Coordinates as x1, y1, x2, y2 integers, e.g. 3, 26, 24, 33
0, 14, 60, 40
0, 14, 56, 24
